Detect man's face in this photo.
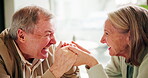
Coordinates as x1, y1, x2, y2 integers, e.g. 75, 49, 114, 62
21, 18, 56, 59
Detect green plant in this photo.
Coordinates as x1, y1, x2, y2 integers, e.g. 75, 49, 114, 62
139, 5, 148, 9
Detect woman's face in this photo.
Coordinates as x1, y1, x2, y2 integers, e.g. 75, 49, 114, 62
100, 19, 130, 58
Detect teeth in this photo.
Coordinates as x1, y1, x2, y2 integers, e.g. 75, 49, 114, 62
45, 48, 49, 51
44, 47, 49, 49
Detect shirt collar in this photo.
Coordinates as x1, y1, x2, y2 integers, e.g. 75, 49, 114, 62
12, 40, 44, 67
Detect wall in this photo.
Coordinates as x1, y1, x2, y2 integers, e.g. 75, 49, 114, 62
4, 0, 51, 28
0, 0, 5, 32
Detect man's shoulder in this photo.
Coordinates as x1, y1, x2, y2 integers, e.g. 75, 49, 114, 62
0, 38, 6, 54
0, 28, 10, 53
0, 35, 14, 63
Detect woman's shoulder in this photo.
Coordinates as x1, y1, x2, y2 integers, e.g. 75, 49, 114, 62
137, 53, 148, 78
139, 53, 148, 70
141, 53, 148, 64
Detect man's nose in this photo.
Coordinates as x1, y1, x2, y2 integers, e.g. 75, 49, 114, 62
50, 34, 56, 44
50, 37, 56, 44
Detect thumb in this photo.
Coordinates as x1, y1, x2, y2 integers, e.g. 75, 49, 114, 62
56, 41, 63, 51
71, 41, 91, 54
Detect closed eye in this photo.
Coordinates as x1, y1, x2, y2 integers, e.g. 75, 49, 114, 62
105, 32, 109, 36
45, 34, 50, 36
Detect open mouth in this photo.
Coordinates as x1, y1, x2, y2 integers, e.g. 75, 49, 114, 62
108, 46, 111, 50
41, 48, 49, 54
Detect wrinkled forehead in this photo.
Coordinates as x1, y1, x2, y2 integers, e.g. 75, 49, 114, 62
104, 19, 113, 28
34, 19, 55, 34
104, 19, 118, 32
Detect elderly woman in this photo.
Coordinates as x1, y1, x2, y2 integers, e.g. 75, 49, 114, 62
69, 5, 148, 78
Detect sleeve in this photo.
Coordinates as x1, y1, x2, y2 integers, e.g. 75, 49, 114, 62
42, 66, 80, 78
42, 69, 56, 78
61, 66, 80, 78
86, 64, 108, 78
137, 54, 148, 78
86, 56, 122, 78
0, 39, 10, 78
105, 56, 122, 78
0, 56, 10, 78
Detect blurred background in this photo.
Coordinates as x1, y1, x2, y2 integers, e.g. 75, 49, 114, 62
0, 0, 147, 77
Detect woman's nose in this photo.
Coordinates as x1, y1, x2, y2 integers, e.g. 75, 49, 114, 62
100, 35, 106, 43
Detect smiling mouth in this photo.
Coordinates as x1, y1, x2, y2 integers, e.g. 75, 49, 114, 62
108, 47, 111, 50
42, 48, 49, 54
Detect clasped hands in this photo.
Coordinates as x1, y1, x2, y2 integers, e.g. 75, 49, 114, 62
50, 41, 98, 78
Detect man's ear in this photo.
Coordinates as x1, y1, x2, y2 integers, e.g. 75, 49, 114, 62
17, 29, 25, 43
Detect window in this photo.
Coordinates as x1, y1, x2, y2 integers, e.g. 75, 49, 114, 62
51, 0, 146, 77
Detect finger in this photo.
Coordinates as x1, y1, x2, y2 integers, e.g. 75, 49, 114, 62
68, 47, 80, 55
68, 48, 78, 55
63, 42, 66, 46
56, 41, 63, 51
69, 43, 76, 47
66, 43, 70, 46
64, 54, 77, 72
62, 42, 68, 47
71, 41, 91, 54
69, 44, 72, 46
71, 41, 85, 49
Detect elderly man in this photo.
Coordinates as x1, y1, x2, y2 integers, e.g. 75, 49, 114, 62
0, 6, 79, 78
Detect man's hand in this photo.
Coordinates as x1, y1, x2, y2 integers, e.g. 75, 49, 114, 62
50, 41, 78, 78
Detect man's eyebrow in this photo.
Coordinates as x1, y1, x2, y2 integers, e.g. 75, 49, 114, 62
45, 30, 54, 33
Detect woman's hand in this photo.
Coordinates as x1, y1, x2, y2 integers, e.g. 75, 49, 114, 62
71, 41, 91, 54
69, 41, 99, 68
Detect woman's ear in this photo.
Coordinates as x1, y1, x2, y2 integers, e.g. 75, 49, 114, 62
126, 31, 130, 45
17, 29, 25, 43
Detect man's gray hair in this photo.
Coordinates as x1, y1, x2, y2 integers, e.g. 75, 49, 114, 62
9, 6, 53, 40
